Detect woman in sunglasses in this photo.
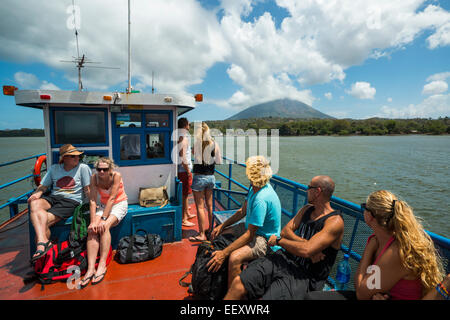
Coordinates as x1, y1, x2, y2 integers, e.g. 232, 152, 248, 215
306, 190, 444, 300
80, 157, 128, 288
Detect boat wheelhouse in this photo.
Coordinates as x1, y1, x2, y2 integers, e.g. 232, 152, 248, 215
9, 87, 203, 253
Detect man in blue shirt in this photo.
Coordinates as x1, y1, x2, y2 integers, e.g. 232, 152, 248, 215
208, 156, 281, 288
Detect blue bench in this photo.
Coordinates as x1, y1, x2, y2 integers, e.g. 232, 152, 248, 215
29, 179, 183, 257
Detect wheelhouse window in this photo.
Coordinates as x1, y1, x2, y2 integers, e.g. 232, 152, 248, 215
52, 109, 107, 146
146, 133, 165, 159
113, 110, 172, 166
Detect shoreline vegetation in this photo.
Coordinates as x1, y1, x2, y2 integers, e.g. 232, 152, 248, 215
1, 117, 449, 137
207, 117, 450, 136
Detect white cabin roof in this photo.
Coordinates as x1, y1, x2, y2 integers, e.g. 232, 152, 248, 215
14, 90, 196, 115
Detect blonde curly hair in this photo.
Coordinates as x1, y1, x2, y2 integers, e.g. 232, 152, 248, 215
366, 190, 444, 292
245, 155, 273, 188
94, 157, 117, 171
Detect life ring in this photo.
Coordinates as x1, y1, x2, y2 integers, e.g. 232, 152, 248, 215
33, 155, 47, 186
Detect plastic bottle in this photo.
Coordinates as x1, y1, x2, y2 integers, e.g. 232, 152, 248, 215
335, 254, 351, 291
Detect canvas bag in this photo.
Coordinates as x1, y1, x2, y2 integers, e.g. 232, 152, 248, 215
117, 229, 163, 264
139, 186, 169, 208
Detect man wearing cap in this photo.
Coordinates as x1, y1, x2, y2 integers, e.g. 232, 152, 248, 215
28, 144, 92, 262
207, 155, 282, 289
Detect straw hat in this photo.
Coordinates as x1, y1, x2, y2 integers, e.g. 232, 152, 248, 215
58, 144, 84, 163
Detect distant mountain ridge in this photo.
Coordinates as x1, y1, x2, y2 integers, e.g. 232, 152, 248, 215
227, 98, 333, 120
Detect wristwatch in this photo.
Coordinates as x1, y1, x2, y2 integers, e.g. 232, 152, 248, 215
101, 216, 108, 221
276, 236, 282, 245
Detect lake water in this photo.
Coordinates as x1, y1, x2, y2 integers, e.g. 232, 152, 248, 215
0, 135, 449, 237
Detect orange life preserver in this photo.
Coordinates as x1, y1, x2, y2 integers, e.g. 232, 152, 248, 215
33, 155, 47, 186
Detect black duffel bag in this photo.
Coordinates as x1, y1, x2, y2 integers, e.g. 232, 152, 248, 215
117, 229, 163, 264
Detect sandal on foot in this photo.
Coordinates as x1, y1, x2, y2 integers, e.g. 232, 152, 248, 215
182, 220, 195, 227
189, 235, 207, 242
91, 269, 107, 285
79, 274, 94, 289
30, 240, 52, 263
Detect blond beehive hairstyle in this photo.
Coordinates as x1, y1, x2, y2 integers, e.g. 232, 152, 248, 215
366, 190, 444, 292
245, 155, 273, 188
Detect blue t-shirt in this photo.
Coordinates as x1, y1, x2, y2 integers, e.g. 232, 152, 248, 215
41, 163, 92, 203
245, 183, 282, 251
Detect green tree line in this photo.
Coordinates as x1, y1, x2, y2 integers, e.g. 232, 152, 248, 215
205, 117, 450, 136
0, 128, 44, 137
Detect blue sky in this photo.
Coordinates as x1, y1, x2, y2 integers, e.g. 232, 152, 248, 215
1, 0, 449, 129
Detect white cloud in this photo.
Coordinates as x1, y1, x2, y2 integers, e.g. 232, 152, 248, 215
422, 80, 448, 95
14, 72, 60, 90
325, 92, 332, 100
387, 97, 393, 102
426, 71, 450, 82
379, 93, 450, 118
347, 82, 376, 99
1, 0, 449, 112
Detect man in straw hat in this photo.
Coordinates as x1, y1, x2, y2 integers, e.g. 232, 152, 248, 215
208, 155, 282, 289
225, 175, 344, 300
27, 144, 92, 263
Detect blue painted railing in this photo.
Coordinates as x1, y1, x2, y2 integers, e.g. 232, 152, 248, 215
0, 153, 45, 220
212, 157, 450, 289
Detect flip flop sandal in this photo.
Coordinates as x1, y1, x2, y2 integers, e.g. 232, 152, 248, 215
91, 269, 107, 285
188, 236, 207, 242
182, 220, 195, 227
30, 240, 52, 263
79, 274, 94, 289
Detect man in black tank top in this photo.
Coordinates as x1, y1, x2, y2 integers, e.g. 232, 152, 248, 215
225, 175, 344, 300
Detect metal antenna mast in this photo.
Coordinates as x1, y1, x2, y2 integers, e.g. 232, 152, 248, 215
127, 0, 132, 93
60, 0, 119, 91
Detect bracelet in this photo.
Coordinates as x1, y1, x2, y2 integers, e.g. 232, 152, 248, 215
439, 281, 449, 296
436, 283, 450, 300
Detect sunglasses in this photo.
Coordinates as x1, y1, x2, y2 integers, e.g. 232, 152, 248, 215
307, 185, 320, 190
361, 203, 375, 217
96, 167, 110, 172
66, 155, 78, 158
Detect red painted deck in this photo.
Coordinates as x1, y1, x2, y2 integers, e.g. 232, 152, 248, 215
0, 196, 219, 300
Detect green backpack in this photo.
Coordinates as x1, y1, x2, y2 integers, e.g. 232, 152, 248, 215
70, 203, 91, 245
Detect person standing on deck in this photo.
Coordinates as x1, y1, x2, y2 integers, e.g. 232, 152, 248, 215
28, 144, 91, 263
225, 175, 344, 300
189, 122, 222, 242
208, 155, 282, 289
80, 157, 128, 287
177, 117, 195, 227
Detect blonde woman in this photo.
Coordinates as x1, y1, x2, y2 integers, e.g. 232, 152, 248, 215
208, 155, 282, 288
306, 190, 444, 300
189, 122, 222, 242
80, 157, 128, 288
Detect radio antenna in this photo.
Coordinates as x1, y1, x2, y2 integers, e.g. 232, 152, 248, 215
60, 0, 119, 91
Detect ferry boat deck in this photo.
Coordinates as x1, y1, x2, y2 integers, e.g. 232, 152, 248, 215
0, 195, 206, 300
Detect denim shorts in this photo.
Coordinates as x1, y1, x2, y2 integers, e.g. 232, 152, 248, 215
191, 174, 215, 192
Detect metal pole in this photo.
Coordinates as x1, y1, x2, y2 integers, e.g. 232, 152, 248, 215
127, 0, 131, 93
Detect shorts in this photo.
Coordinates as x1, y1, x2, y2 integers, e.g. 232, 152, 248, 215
178, 171, 192, 196
239, 250, 323, 300
96, 200, 128, 223
41, 194, 80, 219
191, 174, 215, 192
232, 223, 268, 259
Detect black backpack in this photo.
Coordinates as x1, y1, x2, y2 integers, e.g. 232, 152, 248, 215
179, 233, 236, 300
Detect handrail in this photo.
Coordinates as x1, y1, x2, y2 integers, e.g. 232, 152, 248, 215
0, 153, 45, 167
0, 153, 45, 220
214, 156, 450, 279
